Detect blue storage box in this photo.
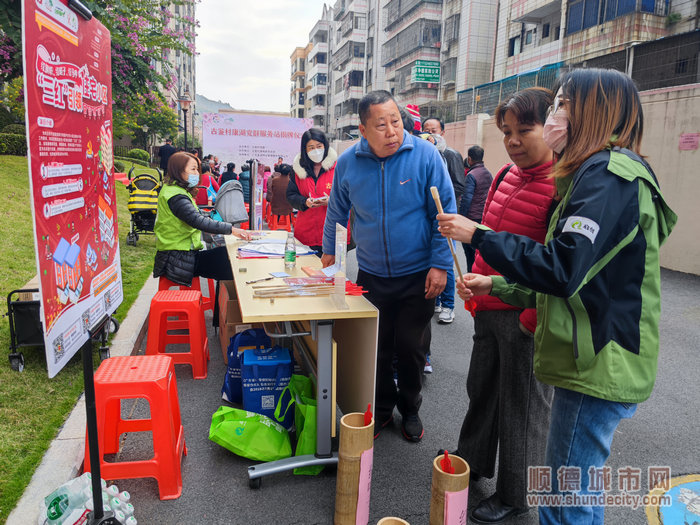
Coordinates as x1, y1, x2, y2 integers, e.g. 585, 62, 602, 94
241, 346, 293, 428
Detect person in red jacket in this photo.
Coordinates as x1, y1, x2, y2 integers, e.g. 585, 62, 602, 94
440, 87, 556, 524
287, 128, 338, 253
194, 163, 219, 207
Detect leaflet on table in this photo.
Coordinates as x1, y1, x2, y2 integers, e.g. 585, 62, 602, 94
238, 240, 316, 257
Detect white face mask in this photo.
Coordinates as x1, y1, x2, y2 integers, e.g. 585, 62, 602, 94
187, 173, 200, 188
307, 148, 325, 164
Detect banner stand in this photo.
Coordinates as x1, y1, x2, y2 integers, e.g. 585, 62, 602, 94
82, 314, 119, 524
80, 316, 113, 523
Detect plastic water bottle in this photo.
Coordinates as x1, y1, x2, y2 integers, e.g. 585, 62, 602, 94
125, 516, 138, 525
106, 485, 119, 498
43, 477, 85, 524
284, 231, 296, 270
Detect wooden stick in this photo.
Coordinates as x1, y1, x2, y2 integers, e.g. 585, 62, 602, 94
430, 186, 465, 284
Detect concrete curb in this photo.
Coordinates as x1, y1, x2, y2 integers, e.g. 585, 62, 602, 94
6, 276, 158, 525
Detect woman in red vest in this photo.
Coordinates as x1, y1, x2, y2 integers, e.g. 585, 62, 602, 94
287, 128, 338, 253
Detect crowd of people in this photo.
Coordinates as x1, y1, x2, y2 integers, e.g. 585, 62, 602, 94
153, 68, 676, 524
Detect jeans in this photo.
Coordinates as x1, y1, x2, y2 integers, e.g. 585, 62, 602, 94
435, 265, 455, 310
539, 387, 637, 525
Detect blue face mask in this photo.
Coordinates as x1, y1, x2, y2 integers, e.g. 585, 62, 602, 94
187, 174, 199, 188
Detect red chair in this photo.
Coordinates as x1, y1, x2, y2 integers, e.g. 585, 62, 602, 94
158, 275, 215, 316
269, 213, 293, 232
84, 355, 187, 500
146, 289, 209, 379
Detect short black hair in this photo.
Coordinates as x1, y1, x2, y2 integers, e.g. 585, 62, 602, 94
422, 116, 444, 131
226, 162, 235, 171
278, 163, 293, 176
358, 90, 397, 125
166, 138, 173, 144
467, 145, 484, 163
201, 163, 210, 174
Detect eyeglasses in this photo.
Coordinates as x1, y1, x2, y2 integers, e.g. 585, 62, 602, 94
546, 96, 568, 119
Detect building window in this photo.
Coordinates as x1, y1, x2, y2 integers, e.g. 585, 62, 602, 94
509, 36, 521, 57
354, 15, 366, 30
542, 23, 550, 38
353, 43, 365, 58
554, 26, 560, 40
676, 58, 688, 74
525, 30, 533, 45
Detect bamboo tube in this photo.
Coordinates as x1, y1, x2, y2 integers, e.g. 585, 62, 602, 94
430, 186, 465, 285
377, 518, 410, 525
429, 454, 470, 525
334, 412, 375, 525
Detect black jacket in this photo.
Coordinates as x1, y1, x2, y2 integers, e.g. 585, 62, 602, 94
158, 143, 176, 170
153, 194, 232, 286
443, 147, 466, 201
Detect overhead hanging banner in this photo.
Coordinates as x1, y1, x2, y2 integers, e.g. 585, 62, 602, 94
202, 112, 313, 169
22, 0, 122, 377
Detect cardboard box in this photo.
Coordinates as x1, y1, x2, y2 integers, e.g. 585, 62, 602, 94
219, 321, 261, 364
219, 280, 240, 324
218, 280, 262, 363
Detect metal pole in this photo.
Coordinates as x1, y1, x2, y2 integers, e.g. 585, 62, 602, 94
183, 108, 189, 151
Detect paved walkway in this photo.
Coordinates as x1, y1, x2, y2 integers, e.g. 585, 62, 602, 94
10, 263, 700, 524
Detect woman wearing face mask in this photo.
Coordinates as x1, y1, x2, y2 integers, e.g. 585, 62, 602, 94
153, 152, 251, 286
287, 128, 338, 253
437, 87, 557, 524
438, 69, 677, 524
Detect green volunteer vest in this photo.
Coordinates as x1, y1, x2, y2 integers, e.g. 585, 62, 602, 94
155, 184, 203, 251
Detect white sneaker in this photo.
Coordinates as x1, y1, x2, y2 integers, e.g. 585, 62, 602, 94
434, 304, 443, 314
424, 356, 433, 374
438, 308, 455, 324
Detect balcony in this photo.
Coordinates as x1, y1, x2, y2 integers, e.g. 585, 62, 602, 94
309, 19, 329, 41
309, 105, 326, 118
336, 86, 364, 103
307, 62, 329, 82
336, 113, 359, 129
308, 41, 329, 62
514, 0, 561, 23
308, 83, 328, 99
333, 0, 345, 20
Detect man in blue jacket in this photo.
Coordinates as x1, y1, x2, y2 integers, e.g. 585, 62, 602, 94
322, 90, 456, 442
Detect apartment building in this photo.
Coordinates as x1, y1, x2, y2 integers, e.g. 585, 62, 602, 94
293, 0, 699, 129
290, 44, 312, 119
307, 6, 332, 129
158, 1, 197, 137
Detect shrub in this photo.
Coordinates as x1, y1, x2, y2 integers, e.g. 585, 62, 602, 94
0, 133, 27, 155
126, 148, 150, 162
3, 123, 25, 135
0, 106, 13, 129
114, 155, 150, 168
114, 160, 126, 173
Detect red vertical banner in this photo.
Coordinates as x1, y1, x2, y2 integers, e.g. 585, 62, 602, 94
22, 0, 122, 377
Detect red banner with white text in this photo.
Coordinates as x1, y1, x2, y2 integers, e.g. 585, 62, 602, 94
22, 0, 122, 377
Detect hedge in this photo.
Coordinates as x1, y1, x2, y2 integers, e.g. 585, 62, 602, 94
114, 155, 150, 168
113, 160, 126, 173
3, 124, 25, 135
0, 133, 27, 155
0, 107, 13, 130
126, 148, 150, 162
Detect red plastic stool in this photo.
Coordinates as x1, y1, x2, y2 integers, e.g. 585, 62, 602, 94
84, 355, 187, 500
158, 275, 215, 316
147, 289, 209, 379
269, 213, 293, 232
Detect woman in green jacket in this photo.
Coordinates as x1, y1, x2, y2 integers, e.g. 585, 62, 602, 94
153, 152, 250, 286
437, 68, 677, 524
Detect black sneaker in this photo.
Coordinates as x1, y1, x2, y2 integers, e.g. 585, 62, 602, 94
401, 414, 424, 442
374, 415, 394, 439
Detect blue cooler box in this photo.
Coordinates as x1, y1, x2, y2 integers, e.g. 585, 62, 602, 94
241, 346, 293, 427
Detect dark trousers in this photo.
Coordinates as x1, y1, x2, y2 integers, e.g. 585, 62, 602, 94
357, 269, 433, 420
194, 246, 233, 282
457, 310, 553, 508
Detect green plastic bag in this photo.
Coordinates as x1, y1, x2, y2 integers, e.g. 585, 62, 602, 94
275, 374, 323, 475
209, 406, 292, 462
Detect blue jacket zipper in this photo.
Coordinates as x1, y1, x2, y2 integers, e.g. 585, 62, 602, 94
380, 161, 391, 277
